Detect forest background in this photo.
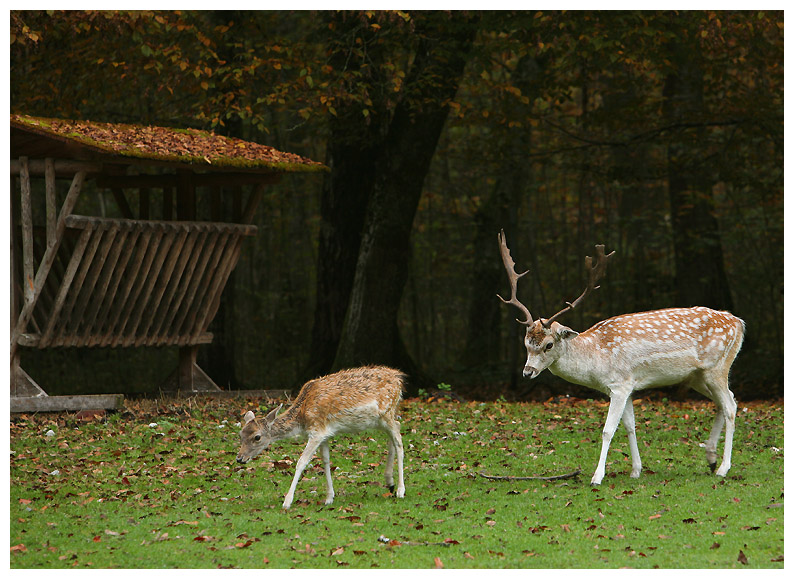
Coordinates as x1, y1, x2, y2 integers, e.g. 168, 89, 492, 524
9, 10, 783, 401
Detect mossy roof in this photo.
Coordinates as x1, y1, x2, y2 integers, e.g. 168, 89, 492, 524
10, 114, 327, 173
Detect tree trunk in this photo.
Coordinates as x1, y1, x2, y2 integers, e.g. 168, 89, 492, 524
333, 17, 476, 393
304, 13, 390, 381
663, 44, 734, 311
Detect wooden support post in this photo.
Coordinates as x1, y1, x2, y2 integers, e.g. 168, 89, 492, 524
45, 158, 57, 250
173, 346, 221, 393
19, 157, 34, 306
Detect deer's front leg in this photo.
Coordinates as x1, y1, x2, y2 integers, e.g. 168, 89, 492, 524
592, 391, 631, 486
283, 437, 324, 509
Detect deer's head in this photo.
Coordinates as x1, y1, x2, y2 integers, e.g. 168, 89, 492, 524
497, 230, 612, 379
236, 404, 282, 464
522, 319, 579, 378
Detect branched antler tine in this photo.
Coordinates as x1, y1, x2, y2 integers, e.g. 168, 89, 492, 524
496, 230, 533, 326
543, 244, 615, 327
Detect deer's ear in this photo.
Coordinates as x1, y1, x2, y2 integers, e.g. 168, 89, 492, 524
265, 403, 282, 423
555, 324, 579, 341
243, 411, 256, 425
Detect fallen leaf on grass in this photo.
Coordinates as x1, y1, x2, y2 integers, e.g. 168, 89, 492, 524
738, 550, 748, 565
434, 557, 444, 568
10, 544, 27, 553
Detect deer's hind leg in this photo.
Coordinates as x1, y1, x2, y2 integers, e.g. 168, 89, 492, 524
621, 397, 642, 478
320, 441, 335, 505
691, 369, 736, 477
380, 416, 405, 498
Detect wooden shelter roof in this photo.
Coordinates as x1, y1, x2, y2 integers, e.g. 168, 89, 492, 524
10, 113, 327, 173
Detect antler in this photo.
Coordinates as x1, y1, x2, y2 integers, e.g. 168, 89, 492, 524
543, 244, 615, 328
497, 230, 533, 326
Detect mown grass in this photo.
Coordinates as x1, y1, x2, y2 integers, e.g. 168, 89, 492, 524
9, 395, 784, 568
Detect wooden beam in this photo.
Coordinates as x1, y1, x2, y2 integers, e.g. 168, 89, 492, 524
96, 172, 281, 188
11, 394, 125, 413
10, 158, 104, 176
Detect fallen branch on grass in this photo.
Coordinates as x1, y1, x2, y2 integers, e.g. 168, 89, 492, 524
476, 469, 581, 482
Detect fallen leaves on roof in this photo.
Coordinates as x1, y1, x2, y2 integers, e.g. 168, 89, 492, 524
10, 114, 326, 172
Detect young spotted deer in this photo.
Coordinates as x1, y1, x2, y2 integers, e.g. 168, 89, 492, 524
497, 230, 745, 485
237, 366, 406, 509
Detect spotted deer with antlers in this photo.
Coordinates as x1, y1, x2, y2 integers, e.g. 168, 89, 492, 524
497, 230, 745, 485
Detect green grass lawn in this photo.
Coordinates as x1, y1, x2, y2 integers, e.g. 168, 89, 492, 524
9, 395, 784, 568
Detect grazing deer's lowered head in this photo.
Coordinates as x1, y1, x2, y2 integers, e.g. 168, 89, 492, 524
237, 365, 406, 509
497, 230, 744, 485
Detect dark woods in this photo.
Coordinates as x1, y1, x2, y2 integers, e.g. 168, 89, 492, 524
10, 11, 783, 400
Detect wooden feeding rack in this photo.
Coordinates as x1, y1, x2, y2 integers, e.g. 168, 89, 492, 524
10, 114, 326, 412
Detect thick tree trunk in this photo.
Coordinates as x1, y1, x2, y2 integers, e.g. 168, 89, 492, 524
663, 47, 734, 311
304, 13, 389, 381
333, 18, 476, 393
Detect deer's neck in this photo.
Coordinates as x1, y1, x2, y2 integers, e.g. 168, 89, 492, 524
548, 334, 612, 394
271, 409, 306, 441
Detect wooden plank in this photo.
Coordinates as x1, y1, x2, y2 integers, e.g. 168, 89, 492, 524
11, 394, 125, 413
10, 176, 19, 332
64, 215, 256, 236
45, 158, 57, 249
19, 156, 34, 305
38, 228, 92, 347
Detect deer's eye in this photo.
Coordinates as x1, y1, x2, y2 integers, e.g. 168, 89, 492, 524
254, 435, 261, 442
544, 342, 554, 351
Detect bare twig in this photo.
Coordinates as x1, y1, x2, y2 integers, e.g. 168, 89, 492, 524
476, 469, 581, 482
